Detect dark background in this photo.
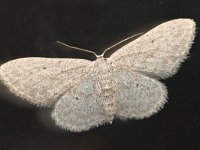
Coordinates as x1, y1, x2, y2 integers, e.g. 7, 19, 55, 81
0, 0, 200, 150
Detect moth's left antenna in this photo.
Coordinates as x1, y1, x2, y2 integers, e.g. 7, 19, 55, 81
56, 41, 98, 58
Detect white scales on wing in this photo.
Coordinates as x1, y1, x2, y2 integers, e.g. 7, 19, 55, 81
0, 19, 196, 132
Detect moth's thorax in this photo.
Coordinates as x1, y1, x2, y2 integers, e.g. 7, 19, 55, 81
93, 57, 116, 122
93, 57, 110, 72
93, 57, 112, 84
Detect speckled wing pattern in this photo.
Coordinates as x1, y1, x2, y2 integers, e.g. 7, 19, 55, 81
109, 19, 196, 78
0, 19, 196, 132
114, 69, 167, 119
109, 18, 196, 121
0, 58, 93, 106
52, 75, 108, 132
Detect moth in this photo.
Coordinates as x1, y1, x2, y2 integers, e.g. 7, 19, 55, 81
0, 19, 196, 132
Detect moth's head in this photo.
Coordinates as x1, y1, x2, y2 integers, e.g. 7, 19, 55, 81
96, 54, 106, 59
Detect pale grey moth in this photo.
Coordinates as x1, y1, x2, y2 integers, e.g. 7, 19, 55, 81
0, 19, 196, 132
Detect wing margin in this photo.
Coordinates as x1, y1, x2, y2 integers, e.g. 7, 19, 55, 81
0, 57, 93, 106
109, 19, 196, 78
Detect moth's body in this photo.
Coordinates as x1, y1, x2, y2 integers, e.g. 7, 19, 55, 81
0, 19, 196, 132
93, 57, 116, 122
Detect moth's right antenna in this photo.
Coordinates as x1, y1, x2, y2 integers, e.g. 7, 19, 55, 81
56, 41, 98, 58
102, 32, 144, 57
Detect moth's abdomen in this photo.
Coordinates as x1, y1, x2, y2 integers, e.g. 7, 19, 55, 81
99, 74, 116, 122
93, 58, 116, 122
